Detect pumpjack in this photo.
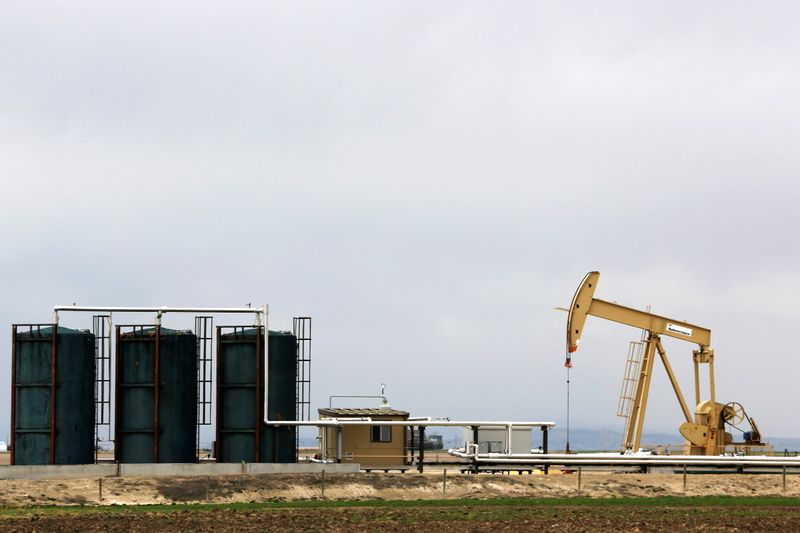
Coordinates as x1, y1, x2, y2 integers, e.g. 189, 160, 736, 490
566, 271, 765, 455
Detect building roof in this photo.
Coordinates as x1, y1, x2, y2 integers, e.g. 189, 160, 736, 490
318, 407, 410, 418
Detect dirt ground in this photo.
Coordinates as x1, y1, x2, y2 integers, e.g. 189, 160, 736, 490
0, 471, 797, 506
3, 503, 800, 532
0, 472, 798, 531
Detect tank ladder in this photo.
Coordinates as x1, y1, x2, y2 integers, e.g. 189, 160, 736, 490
93, 315, 112, 462
293, 317, 312, 454
617, 334, 645, 446
195, 316, 214, 461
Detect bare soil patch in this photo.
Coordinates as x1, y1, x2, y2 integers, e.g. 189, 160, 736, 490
0, 472, 797, 507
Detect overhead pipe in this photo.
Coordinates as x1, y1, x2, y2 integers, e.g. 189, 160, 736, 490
263, 304, 269, 425
50, 305, 555, 432
461, 456, 800, 467
49, 303, 275, 444
52, 305, 266, 324
266, 419, 555, 427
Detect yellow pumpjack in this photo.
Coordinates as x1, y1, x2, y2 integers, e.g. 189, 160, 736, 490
566, 271, 765, 455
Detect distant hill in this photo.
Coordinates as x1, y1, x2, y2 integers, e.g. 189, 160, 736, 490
546, 427, 682, 451
541, 428, 800, 453
767, 437, 800, 453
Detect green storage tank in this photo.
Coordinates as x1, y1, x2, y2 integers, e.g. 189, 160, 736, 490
216, 328, 297, 463
115, 326, 197, 463
11, 325, 95, 465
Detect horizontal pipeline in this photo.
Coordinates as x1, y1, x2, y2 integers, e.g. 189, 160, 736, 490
448, 451, 800, 468
53, 306, 264, 314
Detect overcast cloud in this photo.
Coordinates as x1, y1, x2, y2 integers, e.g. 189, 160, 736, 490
1, 1, 799, 446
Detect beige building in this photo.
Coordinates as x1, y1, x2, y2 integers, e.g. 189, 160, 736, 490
318, 407, 409, 468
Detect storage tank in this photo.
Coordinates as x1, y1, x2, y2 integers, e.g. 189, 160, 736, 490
216, 327, 297, 463
11, 325, 95, 465
115, 326, 197, 463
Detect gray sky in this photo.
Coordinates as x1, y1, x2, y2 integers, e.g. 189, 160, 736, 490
2, 1, 799, 445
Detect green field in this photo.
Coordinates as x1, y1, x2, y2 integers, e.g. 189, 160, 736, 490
2, 496, 799, 532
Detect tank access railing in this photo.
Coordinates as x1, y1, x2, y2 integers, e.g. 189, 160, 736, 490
52, 307, 551, 462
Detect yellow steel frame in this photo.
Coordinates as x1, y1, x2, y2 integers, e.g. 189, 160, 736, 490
567, 271, 719, 454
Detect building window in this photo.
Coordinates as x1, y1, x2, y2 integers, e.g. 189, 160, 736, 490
487, 441, 504, 453
371, 425, 392, 442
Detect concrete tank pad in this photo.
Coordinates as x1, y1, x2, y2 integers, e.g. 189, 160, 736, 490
0, 462, 359, 480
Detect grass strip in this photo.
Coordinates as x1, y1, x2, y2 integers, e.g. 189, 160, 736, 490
1, 495, 799, 517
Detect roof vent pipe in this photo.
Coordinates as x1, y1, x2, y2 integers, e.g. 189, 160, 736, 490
262, 304, 270, 424
378, 383, 391, 410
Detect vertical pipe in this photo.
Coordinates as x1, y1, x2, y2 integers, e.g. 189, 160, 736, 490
50, 324, 58, 465
255, 326, 262, 462
321, 424, 327, 462
107, 314, 113, 451
541, 426, 549, 475
409, 424, 415, 465
10, 326, 17, 466
153, 325, 161, 463
114, 326, 121, 463
273, 427, 279, 463
418, 425, 425, 473
262, 304, 269, 424
336, 426, 342, 463
472, 426, 479, 473
214, 326, 222, 463
414, 425, 418, 464
410, 425, 414, 465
